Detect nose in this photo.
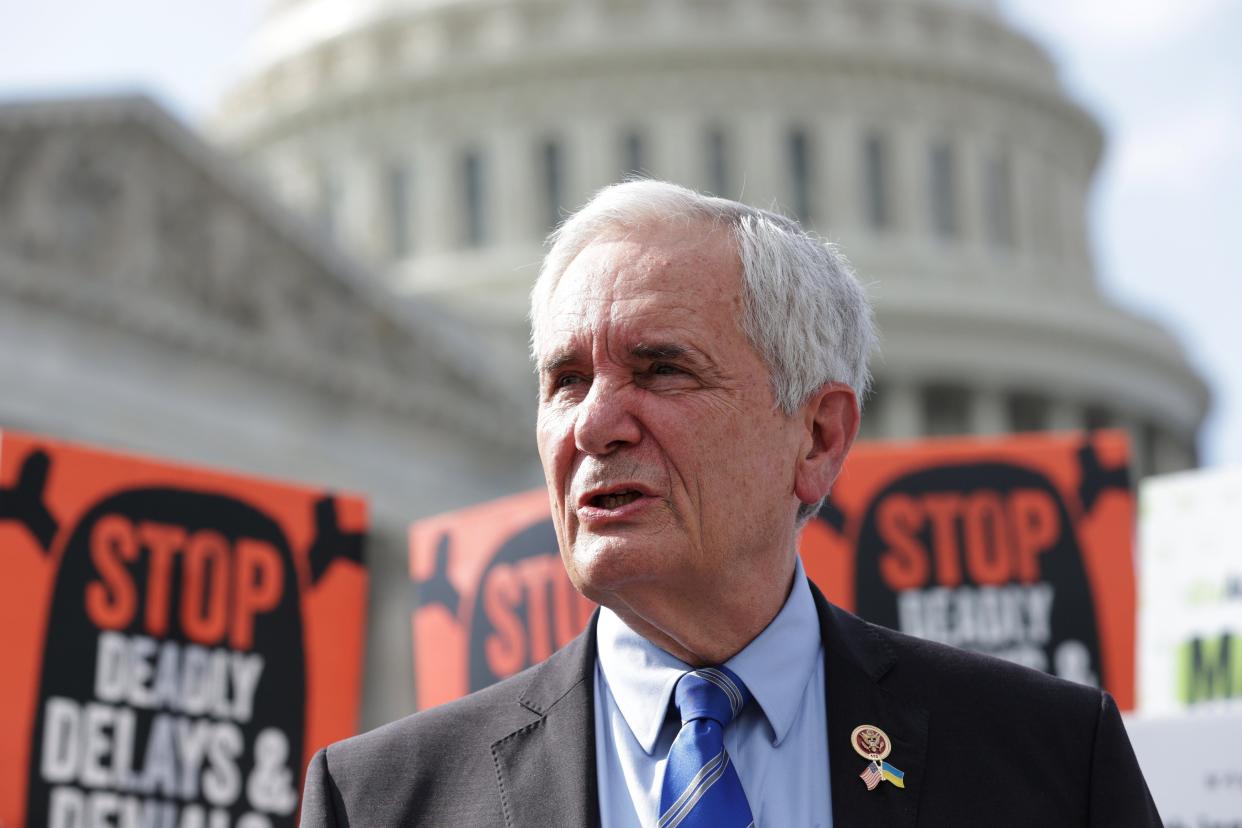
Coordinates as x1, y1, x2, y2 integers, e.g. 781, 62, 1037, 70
574, 376, 641, 456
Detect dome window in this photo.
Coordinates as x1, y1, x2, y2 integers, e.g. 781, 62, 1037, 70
985, 152, 1015, 249
461, 149, 487, 247
706, 126, 730, 197
929, 141, 959, 240
386, 163, 412, 257
863, 131, 891, 231
540, 138, 564, 232
787, 127, 814, 223
621, 130, 646, 180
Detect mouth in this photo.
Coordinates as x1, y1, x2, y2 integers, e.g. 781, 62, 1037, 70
589, 490, 643, 510
576, 485, 656, 518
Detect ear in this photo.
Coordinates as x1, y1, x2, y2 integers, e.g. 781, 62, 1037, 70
793, 382, 859, 506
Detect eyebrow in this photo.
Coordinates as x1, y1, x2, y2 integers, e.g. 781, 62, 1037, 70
631, 342, 688, 361
537, 351, 577, 375
536, 342, 694, 375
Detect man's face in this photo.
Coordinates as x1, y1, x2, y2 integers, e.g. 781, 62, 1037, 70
534, 223, 809, 611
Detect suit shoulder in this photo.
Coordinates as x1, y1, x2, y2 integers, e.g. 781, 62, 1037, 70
848, 608, 1103, 714
851, 613, 1111, 801
327, 665, 541, 766
311, 666, 547, 822
323, 618, 597, 783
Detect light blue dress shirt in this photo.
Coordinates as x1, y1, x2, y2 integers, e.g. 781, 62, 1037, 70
593, 557, 832, 828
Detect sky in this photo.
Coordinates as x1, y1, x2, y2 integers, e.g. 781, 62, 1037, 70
1000, 0, 1242, 469
0, 0, 1238, 467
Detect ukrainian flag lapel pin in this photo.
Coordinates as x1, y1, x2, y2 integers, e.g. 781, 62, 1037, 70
851, 724, 905, 790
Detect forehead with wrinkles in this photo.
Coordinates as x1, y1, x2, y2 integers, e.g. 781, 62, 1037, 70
533, 222, 743, 363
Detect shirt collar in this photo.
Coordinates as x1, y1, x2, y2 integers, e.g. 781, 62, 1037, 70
595, 556, 822, 754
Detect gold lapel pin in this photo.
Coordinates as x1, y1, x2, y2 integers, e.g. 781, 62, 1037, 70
851, 724, 905, 790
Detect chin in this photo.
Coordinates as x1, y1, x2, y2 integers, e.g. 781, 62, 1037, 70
565, 534, 667, 599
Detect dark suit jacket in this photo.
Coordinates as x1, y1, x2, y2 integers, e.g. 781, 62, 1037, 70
301, 586, 1162, 826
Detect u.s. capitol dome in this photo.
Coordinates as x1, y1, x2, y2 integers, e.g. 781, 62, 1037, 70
215, 0, 1208, 476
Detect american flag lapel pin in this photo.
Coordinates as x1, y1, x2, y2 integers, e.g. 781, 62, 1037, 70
851, 724, 906, 790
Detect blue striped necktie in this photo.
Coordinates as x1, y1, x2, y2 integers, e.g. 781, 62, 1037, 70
658, 666, 755, 828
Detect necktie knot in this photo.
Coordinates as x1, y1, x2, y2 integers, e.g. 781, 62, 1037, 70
674, 666, 751, 728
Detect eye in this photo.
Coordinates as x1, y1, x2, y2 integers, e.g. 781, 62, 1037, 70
552, 373, 587, 391
637, 362, 694, 388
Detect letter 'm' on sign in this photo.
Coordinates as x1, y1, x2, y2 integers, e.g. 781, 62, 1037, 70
1180, 633, 1240, 705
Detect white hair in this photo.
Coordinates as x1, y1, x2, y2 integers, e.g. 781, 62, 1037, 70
530, 179, 876, 413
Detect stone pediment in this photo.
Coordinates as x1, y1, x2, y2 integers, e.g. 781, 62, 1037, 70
0, 95, 530, 450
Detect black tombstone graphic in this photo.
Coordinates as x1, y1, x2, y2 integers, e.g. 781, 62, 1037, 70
849, 461, 1103, 684
25, 487, 305, 827
467, 519, 563, 693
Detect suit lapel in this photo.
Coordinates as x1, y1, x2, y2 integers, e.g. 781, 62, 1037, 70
491, 613, 602, 828
813, 586, 928, 828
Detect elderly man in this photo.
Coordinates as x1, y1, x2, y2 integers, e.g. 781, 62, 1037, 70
301, 181, 1160, 826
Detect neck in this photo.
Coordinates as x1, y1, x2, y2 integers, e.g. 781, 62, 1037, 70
599, 556, 799, 666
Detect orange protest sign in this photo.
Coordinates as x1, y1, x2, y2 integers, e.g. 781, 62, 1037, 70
0, 430, 368, 828
803, 429, 1136, 709
409, 430, 1135, 710
409, 489, 594, 710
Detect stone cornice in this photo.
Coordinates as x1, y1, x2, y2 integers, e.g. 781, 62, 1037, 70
0, 251, 533, 447
238, 0, 1028, 81
216, 0, 1069, 143
0, 95, 534, 453
872, 290, 1211, 427
219, 47, 1098, 167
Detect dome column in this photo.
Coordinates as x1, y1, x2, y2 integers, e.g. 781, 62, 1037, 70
414, 138, 456, 254
490, 124, 533, 246
339, 151, 384, 264
823, 113, 861, 235
568, 117, 616, 215
1047, 398, 1084, 433
735, 110, 784, 213
958, 131, 985, 252
892, 121, 926, 239
970, 386, 1009, 435
1013, 148, 1040, 264
878, 377, 923, 439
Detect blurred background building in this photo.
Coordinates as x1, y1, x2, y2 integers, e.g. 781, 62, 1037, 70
215, 0, 1208, 473
0, 0, 1211, 727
